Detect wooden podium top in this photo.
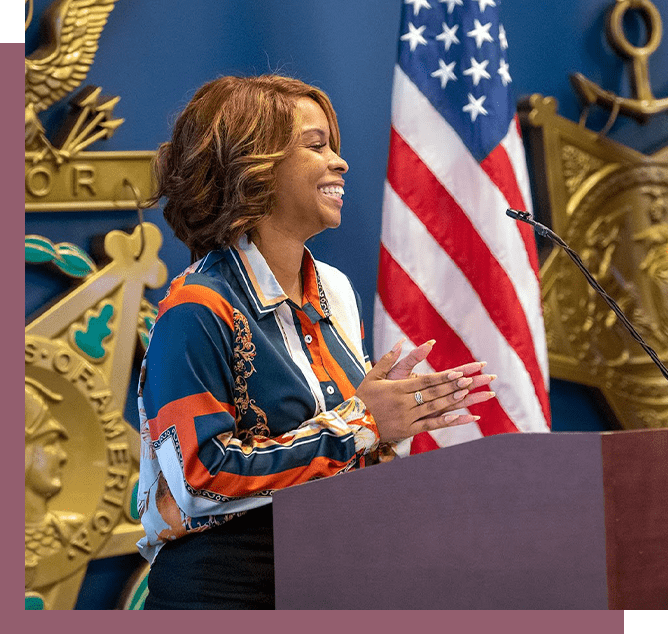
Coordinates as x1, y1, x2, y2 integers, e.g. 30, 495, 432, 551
273, 429, 667, 610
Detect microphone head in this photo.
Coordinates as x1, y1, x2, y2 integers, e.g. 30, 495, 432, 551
506, 208, 532, 222
506, 208, 524, 220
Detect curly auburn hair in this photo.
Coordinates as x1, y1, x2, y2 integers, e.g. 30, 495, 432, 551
147, 74, 341, 259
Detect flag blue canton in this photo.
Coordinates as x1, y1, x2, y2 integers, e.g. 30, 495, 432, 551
398, 0, 515, 162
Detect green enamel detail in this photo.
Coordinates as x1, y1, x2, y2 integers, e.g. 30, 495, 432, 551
130, 481, 140, 521
25, 596, 45, 610
55, 243, 96, 278
25, 236, 57, 263
139, 331, 150, 349
74, 304, 114, 359
25, 235, 96, 278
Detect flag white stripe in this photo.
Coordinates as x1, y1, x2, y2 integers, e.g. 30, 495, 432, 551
500, 119, 535, 217
381, 183, 549, 432
390, 66, 547, 377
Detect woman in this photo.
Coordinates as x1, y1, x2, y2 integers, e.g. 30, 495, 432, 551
137, 75, 496, 609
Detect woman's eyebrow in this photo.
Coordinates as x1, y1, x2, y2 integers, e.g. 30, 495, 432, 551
300, 127, 327, 138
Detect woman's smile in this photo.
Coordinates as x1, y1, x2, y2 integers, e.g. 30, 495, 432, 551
271, 97, 349, 241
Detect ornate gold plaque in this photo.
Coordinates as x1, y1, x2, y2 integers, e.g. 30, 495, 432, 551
25, 1, 166, 609
519, 0, 668, 430
25, 224, 168, 609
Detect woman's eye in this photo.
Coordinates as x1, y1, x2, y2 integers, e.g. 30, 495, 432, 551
310, 143, 326, 151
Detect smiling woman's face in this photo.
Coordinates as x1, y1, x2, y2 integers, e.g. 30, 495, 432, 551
271, 97, 349, 243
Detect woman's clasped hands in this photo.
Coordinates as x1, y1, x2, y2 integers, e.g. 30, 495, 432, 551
355, 339, 497, 443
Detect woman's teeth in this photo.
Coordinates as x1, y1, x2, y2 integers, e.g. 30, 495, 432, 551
319, 186, 344, 198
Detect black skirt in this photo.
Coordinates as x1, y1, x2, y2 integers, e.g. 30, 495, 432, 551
143, 504, 275, 610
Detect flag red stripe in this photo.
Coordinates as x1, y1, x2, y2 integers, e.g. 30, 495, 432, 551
480, 143, 541, 278
410, 431, 440, 454
377, 244, 520, 436
386, 128, 551, 423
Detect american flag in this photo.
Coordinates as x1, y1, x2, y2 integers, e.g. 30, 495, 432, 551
373, 0, 551, 456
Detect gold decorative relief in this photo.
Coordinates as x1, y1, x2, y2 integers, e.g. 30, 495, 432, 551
25, 0, 155, 211
519, 0, 668, 430
25, 224, 168, 609
25, 2, 165, 608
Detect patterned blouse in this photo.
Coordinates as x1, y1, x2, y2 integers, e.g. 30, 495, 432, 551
136, 236, 380, 563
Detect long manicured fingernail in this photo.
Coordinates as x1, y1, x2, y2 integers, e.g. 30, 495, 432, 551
391, 338, 406, 354
488, 391, 496, 397
472, 415, 481, 421
442, 413, 458, 424
454, 389, 468, 400
479, 361, 487, 368
457, 377, 473, 388
489, 374, 498, 381
446, 371, 463, 380
425, 339, 436, 346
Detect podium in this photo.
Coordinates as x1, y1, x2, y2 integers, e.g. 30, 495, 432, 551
272, 429, 667, 609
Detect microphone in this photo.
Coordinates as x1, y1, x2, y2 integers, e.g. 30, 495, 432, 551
506, 208, 668, 381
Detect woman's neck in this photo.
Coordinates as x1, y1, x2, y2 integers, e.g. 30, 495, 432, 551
250, 225, 305, 305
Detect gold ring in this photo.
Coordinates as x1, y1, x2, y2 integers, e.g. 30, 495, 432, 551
414, 391, 424, 406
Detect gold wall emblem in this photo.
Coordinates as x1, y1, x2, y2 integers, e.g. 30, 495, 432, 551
25, 225, 168, 609
520, 0, 668, 430
25, 0, 165, 608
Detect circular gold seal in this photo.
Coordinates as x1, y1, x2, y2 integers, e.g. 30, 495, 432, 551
561, 163, 668, 363
25, 335, 132, 589
543, 162, 668, 430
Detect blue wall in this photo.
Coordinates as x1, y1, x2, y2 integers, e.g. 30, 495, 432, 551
26, 1, 668, 428
25, 0, 668, 607
26, 0, 668, 436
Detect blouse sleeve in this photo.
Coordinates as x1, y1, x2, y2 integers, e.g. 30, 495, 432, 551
138, 287, 379, 523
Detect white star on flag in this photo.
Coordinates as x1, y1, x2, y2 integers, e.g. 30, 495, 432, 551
439, 0, 463, 13
463, 57, 491, 85
462, 93, 488, 121
435, 22, 460, 51
475, 0, 497, 11
401, 22, 428, 51
467, 19, 494, 48
498, 59, 511, 85
431, 59, 457, 88
499, 23, 508, 50
405, 0, 432, 16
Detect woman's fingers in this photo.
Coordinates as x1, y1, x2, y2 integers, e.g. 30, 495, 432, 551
403, 362, 489, 392
467, 373, 496, 390
409, 373, 496, 403
410, 411, 481, 434
445, 361, 487, 376
455, 389, 496, 410
411, 377, 473, 412
365, 339, 405, 380
410, 375, 497, 418
386, 340, 435, 381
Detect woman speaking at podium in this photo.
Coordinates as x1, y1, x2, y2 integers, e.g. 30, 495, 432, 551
136, 74, 496, 609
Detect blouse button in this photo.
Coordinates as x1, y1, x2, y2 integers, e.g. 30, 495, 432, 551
326, 386, 335, 395
304, 335, 313, 344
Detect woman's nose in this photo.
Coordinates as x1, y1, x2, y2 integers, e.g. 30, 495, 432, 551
329, 151, 349, 174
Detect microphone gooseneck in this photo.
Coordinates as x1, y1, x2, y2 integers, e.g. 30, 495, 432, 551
507, 208, 668, 381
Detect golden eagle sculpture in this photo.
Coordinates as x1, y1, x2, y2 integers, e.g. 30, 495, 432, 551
25, 0, 119, 157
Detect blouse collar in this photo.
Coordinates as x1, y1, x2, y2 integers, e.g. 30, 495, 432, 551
227, 235, 331, 322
